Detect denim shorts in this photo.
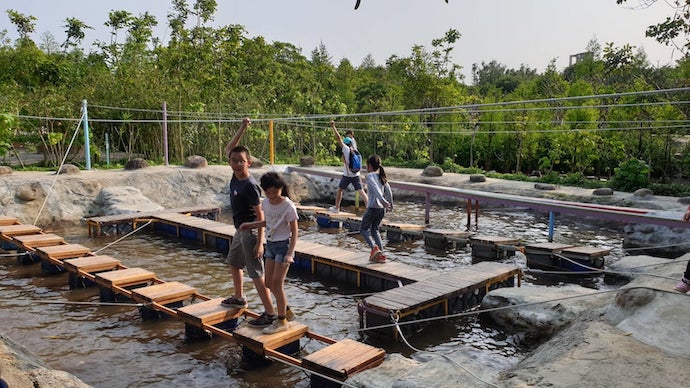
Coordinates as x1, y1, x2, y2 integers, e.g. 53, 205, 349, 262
264, 239, 290, 263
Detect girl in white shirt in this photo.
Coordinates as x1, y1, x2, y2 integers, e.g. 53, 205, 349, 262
360, 155, 393, 263
240, 172, 298, 333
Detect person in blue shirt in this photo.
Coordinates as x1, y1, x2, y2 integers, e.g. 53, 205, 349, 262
329, 121, 368, 213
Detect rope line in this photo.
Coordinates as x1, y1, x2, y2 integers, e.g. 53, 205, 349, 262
91, 220, 153, 255
32, 113, 84, 226
392, 313, 501, 388
264, 355, 358, 388
0, 298, 150, 307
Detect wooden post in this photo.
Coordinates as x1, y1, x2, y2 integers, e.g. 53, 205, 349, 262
425, 192, 431, 225
466, 199, 472, 231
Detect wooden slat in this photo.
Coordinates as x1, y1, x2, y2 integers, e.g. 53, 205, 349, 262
0, 216, 18, 226
36, 244, 91, 260
470, 235, 520, 244
233, 322, 309, 354
302, 339, 385, 380
525, 242, 575, 252
95, 268, 156, 288
62, 255, 121, 273
131, 281, 196, 305
12, 233, 65, 248
176, 298, 245, 326
562, 246, 611, 257
0, 224, 42, 237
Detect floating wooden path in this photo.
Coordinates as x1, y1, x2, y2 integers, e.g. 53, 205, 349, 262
0, 217, 388, 384
86, 205, 221, 237
1, 208, 523, 385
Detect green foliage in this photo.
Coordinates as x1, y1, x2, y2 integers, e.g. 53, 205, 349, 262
0, 4, 688, 191
649, 182, 690, 197
610, 158, 650, 192
0, 113, 14, 156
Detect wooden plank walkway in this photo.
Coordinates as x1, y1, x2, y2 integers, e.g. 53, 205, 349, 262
298, 204, 472, 247
359, 261, 521, 336
86, 205, 221, 236
0, 218, 385, 383
1, 211, 524, 383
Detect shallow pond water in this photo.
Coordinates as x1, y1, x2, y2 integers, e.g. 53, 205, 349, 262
0, 201, 626, 387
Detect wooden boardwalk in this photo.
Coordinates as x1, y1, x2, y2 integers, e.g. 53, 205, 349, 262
0, 218, 385, 384
86, 205, 221, 237
2, 210, 522, 383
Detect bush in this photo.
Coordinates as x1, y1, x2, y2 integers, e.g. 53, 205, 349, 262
610, 159, 650, 192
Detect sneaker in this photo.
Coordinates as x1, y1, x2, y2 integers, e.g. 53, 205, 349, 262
674, 280, 689, 293
220, 296, 247, 309
286, 306, 296, 322
262, 318, 288, 334
369, 247, 382, 262
371, 253, 386, 263
248, 312, 276, 328
328, 206, 339, 213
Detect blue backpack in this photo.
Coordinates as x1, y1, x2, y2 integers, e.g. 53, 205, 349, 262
348, 147, 362, 173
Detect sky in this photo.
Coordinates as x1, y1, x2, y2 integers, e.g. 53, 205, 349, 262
2, 0, 683, 82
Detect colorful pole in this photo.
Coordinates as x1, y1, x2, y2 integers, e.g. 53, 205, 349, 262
82, 100, 91, 170
163, 101, 169, 166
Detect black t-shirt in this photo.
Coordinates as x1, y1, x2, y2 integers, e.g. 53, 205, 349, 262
229, 175, 261, 228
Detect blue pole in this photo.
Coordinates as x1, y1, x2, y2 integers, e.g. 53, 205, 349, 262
548, 211, 555, 242
82, 99, 91, 170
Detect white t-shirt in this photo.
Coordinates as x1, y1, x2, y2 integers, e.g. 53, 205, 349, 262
262, 197, 298, 241
341, 142, 360, 177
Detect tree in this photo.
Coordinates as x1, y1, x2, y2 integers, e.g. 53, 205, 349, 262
62, 17, 92, 50
6, 10, 36, 42
617, 0, 690, 56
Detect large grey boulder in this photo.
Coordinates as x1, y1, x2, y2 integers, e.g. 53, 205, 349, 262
91, 186, 164, 216
184, 155, 207, 169
422, 165, 443, 177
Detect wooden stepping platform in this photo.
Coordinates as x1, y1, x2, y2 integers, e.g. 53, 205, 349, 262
380, 222, 425, 242
62, 255, 122, 274
176, 298, 245, 326
35, 244, 91, 261
0, 224, 42, 237
423, 229, 472, 250
95, 268, 157, 289
12, 233, 66, 248
359, 262, 521, 335
232, 322, 310, 356
302, 338, 385, 381
0, 216, 18, 226
562, 246, 611, 259
131, 281, 197, 305
470, 235, 520, 261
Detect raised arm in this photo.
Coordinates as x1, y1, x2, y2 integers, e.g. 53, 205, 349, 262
224, 117, 251, 158
331, 120, 344, 148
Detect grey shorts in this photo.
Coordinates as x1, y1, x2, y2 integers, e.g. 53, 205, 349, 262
226, 229, 265, 279
338, 175, 362, 191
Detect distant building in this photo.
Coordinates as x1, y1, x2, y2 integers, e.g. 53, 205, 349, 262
569, 52, 593, 66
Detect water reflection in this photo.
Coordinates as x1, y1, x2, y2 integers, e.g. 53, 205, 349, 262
0, 202, 625, 386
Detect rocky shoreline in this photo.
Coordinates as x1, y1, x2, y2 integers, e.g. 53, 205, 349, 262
1, 165, 689, 387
